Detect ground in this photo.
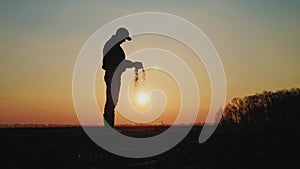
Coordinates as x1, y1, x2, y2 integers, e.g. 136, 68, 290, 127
0, 126, 299, 169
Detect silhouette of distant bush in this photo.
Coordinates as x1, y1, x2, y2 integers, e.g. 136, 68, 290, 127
222, 88, 300, 128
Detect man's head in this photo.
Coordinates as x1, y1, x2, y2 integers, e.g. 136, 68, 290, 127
116, 27, 132, 43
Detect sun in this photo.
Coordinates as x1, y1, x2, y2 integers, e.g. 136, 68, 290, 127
137, 93, 148, 105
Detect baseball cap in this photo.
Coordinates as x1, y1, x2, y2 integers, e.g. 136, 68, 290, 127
116, 27, 132, 41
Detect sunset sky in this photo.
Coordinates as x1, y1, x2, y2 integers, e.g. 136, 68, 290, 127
1, 0, 299, 125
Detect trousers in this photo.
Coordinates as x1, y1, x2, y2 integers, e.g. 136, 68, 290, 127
103, 71, 121, 128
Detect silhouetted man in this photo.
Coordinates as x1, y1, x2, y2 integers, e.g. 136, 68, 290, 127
102, 27, 143, 128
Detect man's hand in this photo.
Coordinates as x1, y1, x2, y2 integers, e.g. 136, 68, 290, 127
133, 61, 143, 69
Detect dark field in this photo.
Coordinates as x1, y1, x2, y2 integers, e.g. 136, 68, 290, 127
0, 126, 299, 169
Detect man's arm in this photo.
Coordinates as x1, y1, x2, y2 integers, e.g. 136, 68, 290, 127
123, 60, 143, 69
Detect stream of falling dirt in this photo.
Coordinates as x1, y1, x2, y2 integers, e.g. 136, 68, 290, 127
134, 68, 145, 90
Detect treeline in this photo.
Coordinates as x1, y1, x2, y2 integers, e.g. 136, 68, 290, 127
222, 88, 300, 128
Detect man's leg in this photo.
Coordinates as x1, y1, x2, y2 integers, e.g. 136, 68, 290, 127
104, 72, 114, 128
104, 73, 121, 128
104, 83, 115, 128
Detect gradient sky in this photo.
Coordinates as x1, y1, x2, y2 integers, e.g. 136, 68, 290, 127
1, 0, 299, 125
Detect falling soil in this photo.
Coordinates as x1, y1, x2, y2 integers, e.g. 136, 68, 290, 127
134, 68, 145, 89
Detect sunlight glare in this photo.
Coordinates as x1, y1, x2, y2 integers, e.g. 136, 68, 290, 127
137, 93, 148, 105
